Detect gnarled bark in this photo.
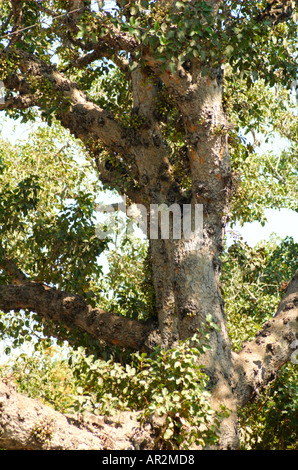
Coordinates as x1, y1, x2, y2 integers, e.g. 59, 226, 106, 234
233, 269, 298, 407
0, 0, 297, 450
0, 281, 156, 352
0, 380, 154, 450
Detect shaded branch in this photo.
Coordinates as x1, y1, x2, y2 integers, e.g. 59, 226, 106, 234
0, 255, 28, 285
255, 0, 298, 25
0, 281, 157, 351
0, 93, 38, 111
8, 0, 23, 47
64, 46, 130, 75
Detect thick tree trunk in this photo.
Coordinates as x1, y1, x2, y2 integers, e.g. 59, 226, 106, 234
145, 63, 240, 448
1, 3, 297, 445
150, 236, 239, 449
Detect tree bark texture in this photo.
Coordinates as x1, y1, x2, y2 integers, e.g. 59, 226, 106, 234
0, 380, 154, 450
0, 0, 298, 450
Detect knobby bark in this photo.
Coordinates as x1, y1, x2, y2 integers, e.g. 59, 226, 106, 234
0, 281, 157, 351
0, 275, 297, 450
0, 380, 155, 450
0, 0, 298, 450
233, 269, 298, 406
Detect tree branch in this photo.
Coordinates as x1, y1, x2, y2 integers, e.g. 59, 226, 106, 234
0, 49, 128, 152
0, 281, 157, 351
42, 3, 138, 60
233, 270, 298, 406
255, 0, 298, 26
0, 380, 152, 450
0, 93, 39, 111
65, 46, 130, 75
0, 255, 28, 285
1, 48, 165, 193
8, 0, 23, 47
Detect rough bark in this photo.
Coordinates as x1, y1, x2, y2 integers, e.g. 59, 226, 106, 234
0, 380, 154, 450
145, 62, 239, 448
0, 0, 297, 450
0, 281, 156, 352
233, 269, 298, 406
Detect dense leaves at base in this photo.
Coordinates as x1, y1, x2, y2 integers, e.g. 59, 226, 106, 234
1, 333, 227, 450
1, 231, 298, 449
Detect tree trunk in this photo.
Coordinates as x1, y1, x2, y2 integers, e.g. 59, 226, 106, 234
150, 236, 239, 448
145, 64, 240, 448
1, 3, 297, 446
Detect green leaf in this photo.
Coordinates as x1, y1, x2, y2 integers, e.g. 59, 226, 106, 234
130, 5, 138, 15
167, 61, 177, 74
159, 36, 168, 46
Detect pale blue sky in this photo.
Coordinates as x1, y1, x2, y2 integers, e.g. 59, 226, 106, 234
229, 208, 298, 246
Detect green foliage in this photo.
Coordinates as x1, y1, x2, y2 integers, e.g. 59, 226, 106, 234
222, 236, 298, 350
1, 1, 296, 127
239, 363, 298, 450
1, 345, 77, 413
98, 237, 155, 321
2, 332, 228, 450
0, 120, 110, 351
26, 190, 106, 297
0, 309, 48, 356
0, 120, 107, 292
226, 74, 298, 225
89, 67, 132, 120
67, 332, 228, 450
221, 236, 298, 449
116, 0, 297, 87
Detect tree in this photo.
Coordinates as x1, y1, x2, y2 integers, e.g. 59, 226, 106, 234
0, 0, 297, 450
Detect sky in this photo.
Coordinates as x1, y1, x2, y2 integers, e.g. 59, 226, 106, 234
228, 208, 298, 246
